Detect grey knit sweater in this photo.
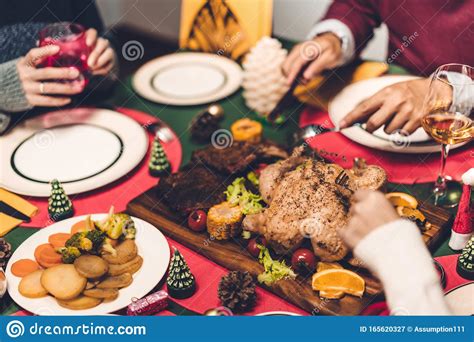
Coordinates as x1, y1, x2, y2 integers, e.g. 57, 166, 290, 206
0, 58, 32, 132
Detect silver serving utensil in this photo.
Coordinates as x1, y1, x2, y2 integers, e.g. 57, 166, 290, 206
146, 120, 175, 143
290, 123, 366, 147
0, 268, 7, 299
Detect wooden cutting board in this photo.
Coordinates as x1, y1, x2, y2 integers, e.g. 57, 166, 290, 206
127, 187, 452, 315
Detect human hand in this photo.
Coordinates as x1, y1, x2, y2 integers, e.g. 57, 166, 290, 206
282, 32, 342, 85
16, 45, 84, 107
85, 28, 116, 76
340, 190, 399, 249
339, 78, 434, 134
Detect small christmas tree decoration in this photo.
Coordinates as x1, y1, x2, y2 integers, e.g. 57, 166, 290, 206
218, 271, 256, 312
449, 168, 473, 250
148, 138, 171, 177
0, 238, 12, 269
166, 247, 196, 299
457, 236, 474, 280
48, 179, 73, 222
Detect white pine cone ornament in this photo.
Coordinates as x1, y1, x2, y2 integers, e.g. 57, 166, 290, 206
242, 37, 289, 116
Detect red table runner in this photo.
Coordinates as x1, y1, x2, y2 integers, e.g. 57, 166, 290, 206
300, 108, 473, 184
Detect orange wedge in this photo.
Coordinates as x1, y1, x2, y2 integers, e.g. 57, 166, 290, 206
396, 206, 426, 222
319, 290, 345, 299
317, 261, 343, 273
312, 269, 365, 297
385, 192, 418, 209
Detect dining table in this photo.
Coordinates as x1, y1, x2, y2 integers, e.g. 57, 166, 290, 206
0, 36, 467, 316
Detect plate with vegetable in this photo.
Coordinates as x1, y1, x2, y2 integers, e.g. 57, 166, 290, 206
6, 208, 170, 315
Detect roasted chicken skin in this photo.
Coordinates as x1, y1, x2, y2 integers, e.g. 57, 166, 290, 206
243, 148, 386, 261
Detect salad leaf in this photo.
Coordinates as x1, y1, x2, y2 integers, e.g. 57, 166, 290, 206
247, 171, 259, 187
257, 246, 296, 286
224, 177, 263, 215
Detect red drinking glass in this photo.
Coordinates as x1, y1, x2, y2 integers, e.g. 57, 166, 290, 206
38, 22, 90, 87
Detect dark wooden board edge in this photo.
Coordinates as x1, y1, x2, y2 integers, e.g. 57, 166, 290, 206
126, 187, 452, 316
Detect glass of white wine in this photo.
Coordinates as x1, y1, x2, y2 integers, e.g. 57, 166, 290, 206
421, 64, 473, 207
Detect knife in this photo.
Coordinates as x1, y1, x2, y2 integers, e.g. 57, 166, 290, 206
0, 201, 30, 222
267, 61, 311, 123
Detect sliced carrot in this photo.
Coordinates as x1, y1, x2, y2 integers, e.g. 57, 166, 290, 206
39, 247, 62, 264
11, 259, 39, 277
34, 243, 53, 263
71, 220, 92, 234
37, 254, 62, 269
48, 233, 71, 248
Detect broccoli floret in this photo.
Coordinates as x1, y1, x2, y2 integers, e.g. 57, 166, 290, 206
57, 246, 81, 264
85, 230, 106, 253
101, 238, 117, 256
96, 212, 136, 240
66, 232, 93, 251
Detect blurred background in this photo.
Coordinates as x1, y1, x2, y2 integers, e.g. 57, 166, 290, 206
96, 0, 388, 61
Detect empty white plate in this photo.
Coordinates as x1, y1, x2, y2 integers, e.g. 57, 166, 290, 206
133, 52, 242, 106
328, 75, 468, 153
0, 108, 148, 197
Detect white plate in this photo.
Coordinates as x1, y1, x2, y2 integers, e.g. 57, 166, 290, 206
328, 76, 468, 153
132, 52, 243, 106
6, 214, 170, 315
256, 311, 301, 316
0, 108, 148, 197
445, 282, 474, 315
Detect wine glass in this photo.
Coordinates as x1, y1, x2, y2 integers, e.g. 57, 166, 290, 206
38, 22, 90, 87
421, 64, 473, 207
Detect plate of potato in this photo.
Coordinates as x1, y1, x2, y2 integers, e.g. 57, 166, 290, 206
6, 212, 170, 315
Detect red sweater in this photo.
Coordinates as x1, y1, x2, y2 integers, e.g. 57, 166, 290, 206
323, 0, 474, 76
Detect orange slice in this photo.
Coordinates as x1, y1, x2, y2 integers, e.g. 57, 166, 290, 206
385, 192, 418, 209
317, 262, 343, 273
312, 269, 365, 297
319, 290, 345, 299
396, 206, 426, 222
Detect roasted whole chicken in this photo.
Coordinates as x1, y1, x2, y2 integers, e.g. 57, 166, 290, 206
243, 148, 387, 261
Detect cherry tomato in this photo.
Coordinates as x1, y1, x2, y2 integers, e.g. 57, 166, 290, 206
291, 248, 316, 274
188, 210, 207, 232
247, 236, 267, 258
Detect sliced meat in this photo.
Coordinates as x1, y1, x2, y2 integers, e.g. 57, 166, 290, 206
156, 164, 228, 215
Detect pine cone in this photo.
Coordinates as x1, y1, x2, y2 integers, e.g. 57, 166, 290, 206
218, 271, 256, 312
0, 238, 12, 269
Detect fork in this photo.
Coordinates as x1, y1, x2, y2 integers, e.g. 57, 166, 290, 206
335, 170, 350, 187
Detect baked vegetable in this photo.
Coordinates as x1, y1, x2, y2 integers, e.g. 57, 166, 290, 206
95, 207, 136, 240
57, 246, 81, 264
207, 202, 243, 240
230, 118, 262, 143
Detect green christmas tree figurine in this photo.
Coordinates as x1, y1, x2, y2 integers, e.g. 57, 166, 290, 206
457, 236, 474, 280
149, 138, 171, 177
166, 247, 196, 299
48, 179, 74, 222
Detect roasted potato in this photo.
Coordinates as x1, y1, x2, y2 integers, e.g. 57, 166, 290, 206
102, 240, 137, 265
57, 295, 102, 310
41, 264, 87, 300
83, 288, 119, 300
108, 256, 143, 276
18, 270, 48, 298
97, 273, 132, 289
74, 255, 109, 279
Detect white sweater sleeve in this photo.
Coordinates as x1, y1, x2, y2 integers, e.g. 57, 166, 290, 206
354, 219, 451, 315
306, 19, 356, 66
